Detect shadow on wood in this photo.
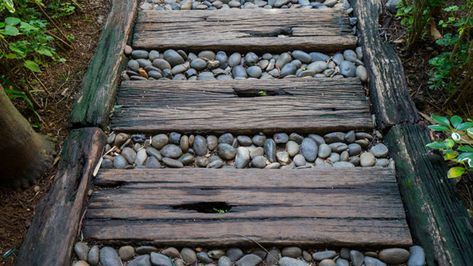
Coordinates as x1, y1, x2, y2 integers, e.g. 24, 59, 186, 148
16, 128, 105, 266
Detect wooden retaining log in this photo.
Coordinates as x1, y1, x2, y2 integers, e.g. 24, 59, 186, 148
350, 0, 419, 128
70, 0, 138, 129
385, 124, 473, 266
16, 128, 105, 266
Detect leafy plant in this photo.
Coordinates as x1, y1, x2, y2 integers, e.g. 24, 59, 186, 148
212, 208, 229, 214
427, 115, 473, 179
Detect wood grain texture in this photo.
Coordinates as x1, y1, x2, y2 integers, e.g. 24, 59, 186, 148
70, 0, 138, 128
385, 124, 473, 266
133, 9, 357, 52
16, 128, 105, 266
84, 168, 412, 247
350, 0, 418, 128
112, 79, 373, 133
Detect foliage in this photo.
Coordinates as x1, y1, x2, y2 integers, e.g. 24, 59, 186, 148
0, 0, 75, 73
397, 1, 473, 111
427, 115, 473, 180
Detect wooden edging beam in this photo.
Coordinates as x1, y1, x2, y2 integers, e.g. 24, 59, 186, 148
70, 0, 138, 129
350, 0, 473, 265
351, 0, 418, 129
385, 125, 473, 266
16, 128, 105, 266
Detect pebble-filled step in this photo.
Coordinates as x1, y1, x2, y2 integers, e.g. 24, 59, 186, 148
102, 131, 391, 169
124, 48, 368, 81
72, 243, 426, 266
141, 0, 353, 12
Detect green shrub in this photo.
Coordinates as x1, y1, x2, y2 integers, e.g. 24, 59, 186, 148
427, 115, 473, 179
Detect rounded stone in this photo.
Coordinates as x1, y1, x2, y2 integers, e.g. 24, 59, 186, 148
226, 248, 244, 261
244, 52, 259, 65
280, 63, 297, 77
276, 151, 290, 164
193, 135, 208, 156
197, 252, 214, 263
198, 50, 216, 60
161, 247, 180, 258
307, 61, 328, 73
312, 250, 336, 261
370, 143, 389, 158
153, 59, 172, 70
113, 155, 128, 169
274, 133, 289, 144
118, 246, 135, 261
247, 66, 262, 78
251, 156, 267, 168
219, 133, 234, 144
378, 248, 409, 264
232, 65, 247, 79
264, 139, 277, 162
318, 144, 332, 158
319, 259, 336, 266
252, 135, 266, 146
74, 242, 89, 261
292, 50, 312, 63
72, 261, 89, 266
408, 246, 425, 266
163, 49, 185, 66
339, 60, 356, 77
235, 254, 262, 266
180, 248, 197, 264
279, 257, 308, 266
160, 144, 182, 159
235, 147, 250, 168
128, 60, 140, 71
301, 138, 318, 162
276, 52, 292, 69
286, 141, 300, 157
237, 135, 253, 146
281, 247, 302, 258
151, 252, 173, 266
217, 143, 237, 160
356, 65, 368, 82
152, 134, 169, 149
162, 158, 184, 168
364, 257, 386, 266
207, 135, 218, 151
350, 250, 364, 266
228, 52, 242, 66
88, 245, 99, 266
191, 58, 208, 70
293, 154, 306, 166
360, 152, 376, 167
218, 256, 232, 266
348, 143, 362, 156
99, 247, 122, 266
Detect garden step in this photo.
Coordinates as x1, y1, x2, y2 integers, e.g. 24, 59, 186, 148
112, 78, 372, 134
133, 8, 356, 52
84, 168, 412, 247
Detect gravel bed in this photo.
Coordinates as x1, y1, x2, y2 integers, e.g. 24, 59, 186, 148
101, 131, 391, 169
123, 49, 368, 81
141, 0, 353, 11
72, 243, 426, 266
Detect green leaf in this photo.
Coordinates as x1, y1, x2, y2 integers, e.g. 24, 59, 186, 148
426, 142, 448, 150
446, 138, 455, 148
36, 47, 54, 57
432, 115, 450, 126
4, 25, 19, 36
448, 167, 465, 179
3, 0, 15, 13
24, 60, 41, 72
459, 146, 473, 152
428, 125, 449, 131
451, 115, 462, 128
457, 122, 473, 130
5, 17, 21, 26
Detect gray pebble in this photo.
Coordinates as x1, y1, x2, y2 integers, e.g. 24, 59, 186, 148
264, 139, 277, 162
379, 248, 409, 264
301, 138, 318, 162
100, 247, 123, 266
181, 248, 197, 264
150, 253, 173, 266
339, 60, 356, 77
193, 135, 208, 156
160, 144, 182, 159
279, 257, 308, 266
236, 254, 262, 266
217, 143, 237, 160
113, 155, 128, 168
74, 242, 89, 261
226, 248, 244, 261
128, 255, 151, 266
235, 147, 250, 168
252, 135, 266, 146
360, 152, 376, 167
364, 257, 386, 266
313, 250, 336, 261
408, 246, 425, 266
162, 157, 184, 168
88, 245, 99, 266
281, 247, 302, 258
237, 135, 253, 146
293, 154, 306, 166
163, 49, 185, 66
350, 250, 364, 266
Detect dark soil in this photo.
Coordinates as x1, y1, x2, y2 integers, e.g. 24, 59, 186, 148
380, 9, 473, 214
0, 0, 109, 264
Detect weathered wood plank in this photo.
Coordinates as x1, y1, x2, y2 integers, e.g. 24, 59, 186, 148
350, 0, 418, 128
385, 124, 473, 266
16, 128, 105, 266
84, 168, 412, 247
70, 0, 138, 128
112, 79, 373, 133
133, 9, 357, 52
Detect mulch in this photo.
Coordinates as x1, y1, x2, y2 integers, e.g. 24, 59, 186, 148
0, 0, 109, 264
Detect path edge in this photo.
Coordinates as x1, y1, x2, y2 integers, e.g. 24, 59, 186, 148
351, 0, 473, 265
70, 0, 138, 129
